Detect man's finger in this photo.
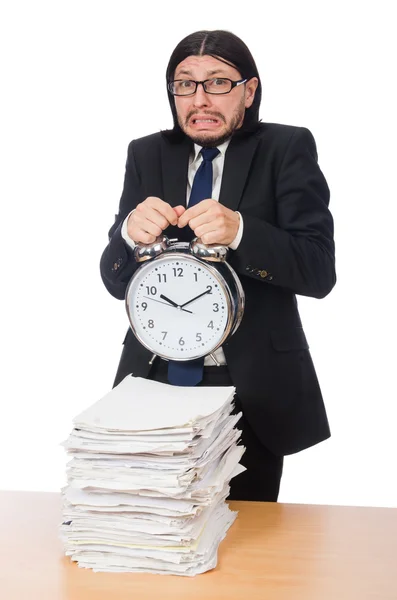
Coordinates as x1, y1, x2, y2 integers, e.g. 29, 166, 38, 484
187, 211, 214, 231
129, 216, 163, 239
133, 207, 167, 232
142, 218, 164, 238
193, 219, 220, 239
173, 205, 186, 218
146, 197, 179, 226
145, 208, 171, 232
177, 200, 211, 228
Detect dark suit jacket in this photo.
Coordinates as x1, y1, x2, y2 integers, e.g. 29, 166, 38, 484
100, 122, 336, 456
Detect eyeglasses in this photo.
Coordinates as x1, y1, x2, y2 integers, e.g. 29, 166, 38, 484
168, 78, 248, 96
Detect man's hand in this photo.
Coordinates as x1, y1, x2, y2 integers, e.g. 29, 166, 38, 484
177, 199, 240, 245
127, 197, 186, 244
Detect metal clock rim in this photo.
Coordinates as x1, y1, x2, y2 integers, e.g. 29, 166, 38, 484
125, 252, 237, 362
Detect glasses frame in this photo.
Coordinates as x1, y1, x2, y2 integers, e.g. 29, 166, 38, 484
168, 77, 248, 96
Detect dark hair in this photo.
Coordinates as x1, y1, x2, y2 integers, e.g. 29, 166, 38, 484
163, 30, 262, 141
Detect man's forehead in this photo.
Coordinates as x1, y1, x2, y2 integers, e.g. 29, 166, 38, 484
174, 55, 239, 76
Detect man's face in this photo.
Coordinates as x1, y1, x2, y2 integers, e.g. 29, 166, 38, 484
173, 55, 258, 146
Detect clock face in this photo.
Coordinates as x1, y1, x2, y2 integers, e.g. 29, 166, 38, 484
126, 254, 231, 360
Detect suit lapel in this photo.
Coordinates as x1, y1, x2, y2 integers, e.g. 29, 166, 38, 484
160, 131, 260, 213
219, 133, 261, 211
161, 135, 192, 208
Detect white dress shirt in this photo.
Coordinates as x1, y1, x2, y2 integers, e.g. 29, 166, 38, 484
121, 139, 244, 365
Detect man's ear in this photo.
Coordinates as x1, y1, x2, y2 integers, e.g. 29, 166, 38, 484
245, 77, 259, 109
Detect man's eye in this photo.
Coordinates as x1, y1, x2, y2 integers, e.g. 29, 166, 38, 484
181, 80, 193, 87
207, 78, 228, 88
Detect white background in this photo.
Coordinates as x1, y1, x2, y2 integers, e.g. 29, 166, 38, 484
1, 1, 396, 507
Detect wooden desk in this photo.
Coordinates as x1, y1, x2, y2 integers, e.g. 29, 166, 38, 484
0, 491, 396, 599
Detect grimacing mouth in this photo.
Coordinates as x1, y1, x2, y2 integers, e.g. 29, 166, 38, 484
194, 118, 217, 124
189, 114, 224, 125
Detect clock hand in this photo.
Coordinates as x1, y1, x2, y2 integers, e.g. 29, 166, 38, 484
159, 294, 179, 308
180, 289, 212, 308
144, 296, 193, 314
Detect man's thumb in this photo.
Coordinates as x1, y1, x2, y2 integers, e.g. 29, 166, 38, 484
173, 205, 186, 218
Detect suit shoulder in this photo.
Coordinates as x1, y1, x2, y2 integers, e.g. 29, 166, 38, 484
256, 122, 314, 142
255, 123, 318, 160
127, 131, 163, 153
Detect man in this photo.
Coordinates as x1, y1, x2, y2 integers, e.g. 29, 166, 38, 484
100, 30, 336, 502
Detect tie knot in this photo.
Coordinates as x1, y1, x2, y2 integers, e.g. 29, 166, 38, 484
200, 147, 220, 162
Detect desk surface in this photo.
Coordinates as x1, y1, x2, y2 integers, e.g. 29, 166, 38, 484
0, 491, 396, 600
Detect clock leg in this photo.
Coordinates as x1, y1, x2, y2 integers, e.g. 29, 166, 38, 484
209, 353, 221, 366
148, 354, 157, 365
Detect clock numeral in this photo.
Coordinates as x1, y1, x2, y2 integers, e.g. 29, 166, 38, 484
157, 273, 167, 283
194, 272, 198, 282
207, 321, 214, 329
161, 331, 167, 340
196, 333, 202, 342
179, 337, 185, 346
206, 285, 213, 294
213, 303, 219, 312
173, 267, 184, 277
148, 320, 154, 328
145, 286, 157, 295
141, 302, 148, 311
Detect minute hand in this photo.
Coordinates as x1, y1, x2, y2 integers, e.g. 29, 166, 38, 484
180, 289, 212, 308
145, 296, 193, 314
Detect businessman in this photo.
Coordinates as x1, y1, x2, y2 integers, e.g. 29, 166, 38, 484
100, 30, 336, 501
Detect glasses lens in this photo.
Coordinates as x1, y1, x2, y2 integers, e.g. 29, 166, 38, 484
204, 78, 232, 94
170, 80, 196, 95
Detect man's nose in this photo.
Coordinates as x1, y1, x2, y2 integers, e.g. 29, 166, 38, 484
192, 83, 212, 108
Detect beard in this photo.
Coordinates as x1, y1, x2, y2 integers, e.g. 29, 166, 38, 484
178, 97, 246, 147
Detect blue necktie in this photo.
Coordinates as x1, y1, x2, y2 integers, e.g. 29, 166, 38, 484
168, 147, 220, 386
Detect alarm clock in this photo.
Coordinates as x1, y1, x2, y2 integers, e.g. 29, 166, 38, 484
125, 236, 244, 362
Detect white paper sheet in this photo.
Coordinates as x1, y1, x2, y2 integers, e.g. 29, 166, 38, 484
73, 375, 235, 432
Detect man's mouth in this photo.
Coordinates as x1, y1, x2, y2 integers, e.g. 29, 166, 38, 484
190, 116, 222, 127
193, 118, 218, 123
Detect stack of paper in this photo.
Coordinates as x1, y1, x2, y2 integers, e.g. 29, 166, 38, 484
60, 375, 246, 576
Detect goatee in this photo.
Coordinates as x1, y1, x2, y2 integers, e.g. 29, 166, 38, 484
187, 130, 235, 147
179, 99, 245, 147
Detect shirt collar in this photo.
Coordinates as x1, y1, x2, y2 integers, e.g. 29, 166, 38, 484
191, 138, 231, 164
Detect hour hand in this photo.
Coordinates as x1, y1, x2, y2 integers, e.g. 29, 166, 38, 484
158, 294, 193, 314
159, 294, 179, 308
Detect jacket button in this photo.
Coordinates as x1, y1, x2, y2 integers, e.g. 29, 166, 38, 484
260, 270, 268, 278
112, 258, 123, 271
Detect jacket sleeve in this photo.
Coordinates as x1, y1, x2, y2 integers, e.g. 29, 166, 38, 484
100, 142, 144, 300
229, 127, 336, 299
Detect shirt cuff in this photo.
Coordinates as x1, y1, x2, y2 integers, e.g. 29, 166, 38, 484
228, 212, 244, 250
121, 210, 136, 250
